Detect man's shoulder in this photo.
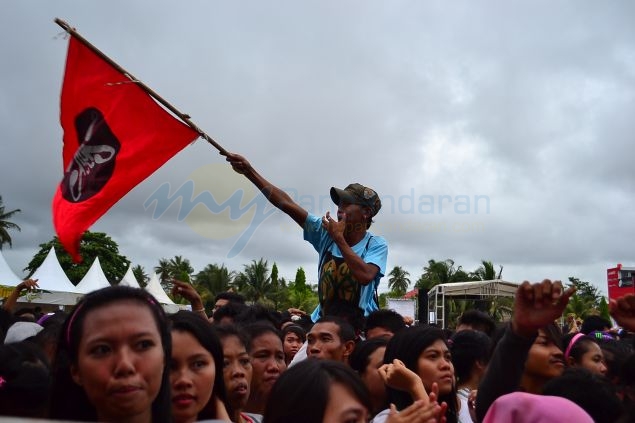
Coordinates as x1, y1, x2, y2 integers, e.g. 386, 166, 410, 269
303, 212, 323, 228
367, 232, 388, 247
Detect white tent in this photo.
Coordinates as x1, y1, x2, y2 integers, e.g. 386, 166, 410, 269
144, 272, 180, 313
75, 257, 111, 294
427, 279, 520, 328
0, 249, 22, 287
29, 247, 79, 293
18, 247, 82, 306
119, 265, 141, 288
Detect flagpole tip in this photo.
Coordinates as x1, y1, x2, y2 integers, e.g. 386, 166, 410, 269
54, 18, 73, 33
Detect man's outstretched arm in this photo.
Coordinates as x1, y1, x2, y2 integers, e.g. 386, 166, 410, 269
224, 152, 308, 227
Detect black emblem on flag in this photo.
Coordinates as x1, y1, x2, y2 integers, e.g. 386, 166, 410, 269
61, 107, 120, 202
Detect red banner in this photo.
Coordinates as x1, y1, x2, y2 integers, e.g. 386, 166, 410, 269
53, 37, 198, 262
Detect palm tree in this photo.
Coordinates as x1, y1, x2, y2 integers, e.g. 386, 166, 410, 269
472, 260, 503, 281
239, 258, 273, 303
132, 264, 149, 287
388, 266, 411, 297
415, 259, 464, 290
565, 293, 596, 320
155, 258, 173, 287
0, 196, 21, 249
169, 255, 194, 281
194, 263, 236, 306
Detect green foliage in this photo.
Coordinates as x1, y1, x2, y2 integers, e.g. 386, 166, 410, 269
271, 263, 279, 286
564, 293, 596, 320
471, 260, 503, 281
388, 266, 410, 297
237, 258, 274, 303
294, 267, 307, 290
0, 196, 21, 249
132, 265, 149, 288
285, 267, 318, 312
598, 296, 611, 322
411, 259, 508, 327
564, 277, 603, 320
567, 277, 602, 308
192, 264, 235, 308
24, 232, 129, 285
155, 255, 194, 290
415, 259, 475, 290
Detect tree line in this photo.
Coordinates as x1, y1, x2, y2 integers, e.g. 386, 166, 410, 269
1, 193, 610, 325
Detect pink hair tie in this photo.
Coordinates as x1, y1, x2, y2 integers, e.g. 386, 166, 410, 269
65, 303, 84, 346
564, 332, 585, 360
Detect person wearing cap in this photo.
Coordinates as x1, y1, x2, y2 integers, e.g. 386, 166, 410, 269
224, 152, 388, 322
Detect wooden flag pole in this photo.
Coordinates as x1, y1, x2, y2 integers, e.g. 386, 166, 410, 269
54, 18, 228, 155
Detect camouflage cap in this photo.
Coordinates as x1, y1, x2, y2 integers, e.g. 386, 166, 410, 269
330, 183, 382, 216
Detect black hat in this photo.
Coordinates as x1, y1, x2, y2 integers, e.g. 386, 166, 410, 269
330, 183, 381, 216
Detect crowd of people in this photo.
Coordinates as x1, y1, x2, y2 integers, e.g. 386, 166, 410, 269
1, 277, 635, 422
2, 153, 635, 421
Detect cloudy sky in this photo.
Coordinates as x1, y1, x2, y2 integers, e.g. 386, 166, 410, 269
2, 1, 634, 296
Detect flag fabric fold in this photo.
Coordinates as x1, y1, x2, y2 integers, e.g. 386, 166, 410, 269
53, 36, 199, 262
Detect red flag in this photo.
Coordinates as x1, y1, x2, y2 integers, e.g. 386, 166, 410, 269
53, 36, 198, 262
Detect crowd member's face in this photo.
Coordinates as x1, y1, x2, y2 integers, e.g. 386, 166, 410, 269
416, 339, 455, 396
212, 299, 229, 315
283, 331, 303, 363
577, 342, 607, 376
221, 335, 252, 411
525, 329, 565, 381
322, 382, 369, 423
170, 330, 216, 423
361, 346, 386, 412
250, 332, 286, 399
308, 322, 350, 362
71, 301, 164, 422
337, 202, 368, 232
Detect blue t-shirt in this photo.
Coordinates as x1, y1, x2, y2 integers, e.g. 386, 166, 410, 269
303, 213, 388, 321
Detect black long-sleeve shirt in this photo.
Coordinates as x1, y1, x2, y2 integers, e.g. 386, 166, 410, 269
475, 325, 536, 422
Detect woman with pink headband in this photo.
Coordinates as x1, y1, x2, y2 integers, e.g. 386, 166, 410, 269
48, 285, 172, 423
562, 332, 607, 376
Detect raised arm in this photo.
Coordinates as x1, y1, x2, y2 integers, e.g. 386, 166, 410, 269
475, 279, 575, 422
224, 152, 308, 227
610, 293, 635, 332
3, 279, 39, 313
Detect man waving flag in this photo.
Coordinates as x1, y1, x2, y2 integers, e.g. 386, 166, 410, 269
53, 22, 201, 262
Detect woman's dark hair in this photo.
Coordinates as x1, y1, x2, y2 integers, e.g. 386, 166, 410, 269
212, 323, 249, 346
581, 315, 611, 335
211, 323, 250, 420
281, 324, 306, 344
449, 329, 492, 384
263, 358, 371, 423
234, 304, 283, 328
383, 325, 458, 423
32, 311, 67, 363
48, 285, 172, 422
212, 301, 249, 325
542, 322, 564, 351
242, 322, 283, 353
349, 337, 389, 375
562, 333, 600, 363
214, 291, 246, 304
0, 340, 51, 417
365, 309, 406, 336
543, 367, 623, 423
598, 338, 634, 384
457, 310, 496, 337
169, 310, 226, 419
